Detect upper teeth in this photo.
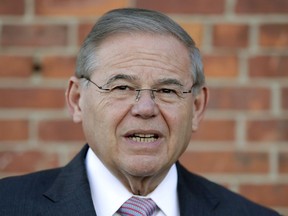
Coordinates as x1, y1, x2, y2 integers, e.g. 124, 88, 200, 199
134, 134, 155, 138
130, 134, 158, 142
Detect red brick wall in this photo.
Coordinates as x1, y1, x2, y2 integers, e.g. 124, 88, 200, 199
0, 0, 287, 214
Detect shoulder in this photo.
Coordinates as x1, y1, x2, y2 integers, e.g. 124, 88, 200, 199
0, 168, 61, 214
0, 145, 88, 196
0, 145, 89, 215
177, 163, 281, 216
0, 168, 61, 193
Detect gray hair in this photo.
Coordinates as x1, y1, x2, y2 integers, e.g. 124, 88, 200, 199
76, 8, 205, 93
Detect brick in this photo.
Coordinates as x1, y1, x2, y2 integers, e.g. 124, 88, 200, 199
0, 0, 25, 15
260, 24, 288, 48
0, 56, 33, 78
282, 88, 288, 110
78, 23, 94, 45
208, 87, 270, 110
236, 0, 288, 14
180, 151, 269, 173
203, 55, 238, 77
179, 22, 203, 47
279, 152, 288, 173
0, 88, 65, 109
213, 24, 249, 48
38, 120, 85, 141
136, 0, 225, 14
0, 150, 58, 173
240, 184, 288, 206
247, 119, 288, 142
192, 119, 235, 141
1, 24, 68, 47
0, 120, 29, 141
249, 56, 288, 78
42, 56, 76, 78
35, 0, 129, 16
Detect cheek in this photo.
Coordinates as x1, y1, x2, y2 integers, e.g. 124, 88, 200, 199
80, 95, 108, 139
82, 97, 130, 138
163, 105, 194, 149
163, 104, 194, 132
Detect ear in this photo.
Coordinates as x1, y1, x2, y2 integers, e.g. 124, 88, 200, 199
65, 76, 83, 123
191, 86, 209, 132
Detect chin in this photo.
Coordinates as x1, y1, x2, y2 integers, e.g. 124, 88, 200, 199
123, 156, 164, 177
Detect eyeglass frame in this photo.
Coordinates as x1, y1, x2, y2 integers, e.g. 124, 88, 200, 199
80, 75, 195, 103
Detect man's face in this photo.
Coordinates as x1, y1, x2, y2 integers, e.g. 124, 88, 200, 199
67, 33, 207, 184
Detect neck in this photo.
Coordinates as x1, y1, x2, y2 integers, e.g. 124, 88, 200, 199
117, 170, 169, 196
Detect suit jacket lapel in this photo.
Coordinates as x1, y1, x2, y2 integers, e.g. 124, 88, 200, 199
41, 146, 219, 216
177, 162, 220, 216
43, 144, 96, 216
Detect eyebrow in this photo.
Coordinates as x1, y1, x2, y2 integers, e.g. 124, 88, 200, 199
105, 74, 184, 87
156, 78, 184, 87
105, 74, 137, 85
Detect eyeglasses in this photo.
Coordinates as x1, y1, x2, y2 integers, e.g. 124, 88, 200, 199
80, 76, 194, 104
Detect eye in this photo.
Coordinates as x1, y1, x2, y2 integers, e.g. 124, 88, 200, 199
157, 88, 178, 95
111, 85, 134, 91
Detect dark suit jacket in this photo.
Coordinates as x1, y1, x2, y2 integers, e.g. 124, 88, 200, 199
0, 145, 280, 216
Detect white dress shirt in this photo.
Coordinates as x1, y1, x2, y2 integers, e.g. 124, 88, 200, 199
85, 148, 180, 216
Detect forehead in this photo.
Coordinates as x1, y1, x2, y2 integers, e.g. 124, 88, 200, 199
94, 33, 192, 81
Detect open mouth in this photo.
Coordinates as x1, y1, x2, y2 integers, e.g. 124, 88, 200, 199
128, 133, 159, 143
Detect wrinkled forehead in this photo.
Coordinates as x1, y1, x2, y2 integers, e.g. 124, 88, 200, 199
93, 33, 192, 82
97, 32, 189, 55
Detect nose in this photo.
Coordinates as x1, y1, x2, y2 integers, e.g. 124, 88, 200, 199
131, 89, 159, 118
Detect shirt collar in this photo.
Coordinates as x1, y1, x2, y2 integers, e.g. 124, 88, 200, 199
85, 147, 179, 216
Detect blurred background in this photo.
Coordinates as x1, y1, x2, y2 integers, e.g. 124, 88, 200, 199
0, 0, 287, 214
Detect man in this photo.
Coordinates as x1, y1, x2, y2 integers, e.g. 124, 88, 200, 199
0, 8, 280, 216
